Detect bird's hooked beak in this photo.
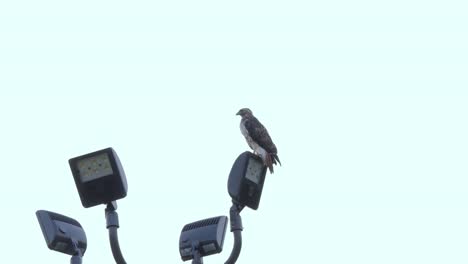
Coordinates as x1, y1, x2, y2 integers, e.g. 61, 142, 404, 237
236, 110, 241, 116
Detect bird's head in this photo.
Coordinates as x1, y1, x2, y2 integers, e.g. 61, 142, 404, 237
236, 108, 253, 117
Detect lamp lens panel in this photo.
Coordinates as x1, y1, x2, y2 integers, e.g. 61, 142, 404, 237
202, 243, 217, 253
54, 241, 68, 252
76, 153, 113, 183
245, 157, 264, 184
181, 247, 191, 256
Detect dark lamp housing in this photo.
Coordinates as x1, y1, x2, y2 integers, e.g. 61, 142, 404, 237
69, 147, 128, 208
228, 151, 267, 210
36, 210, 87, 256
179, 216, 228, 261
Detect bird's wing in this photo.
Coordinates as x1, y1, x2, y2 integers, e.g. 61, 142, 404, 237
244, 116, 277, 154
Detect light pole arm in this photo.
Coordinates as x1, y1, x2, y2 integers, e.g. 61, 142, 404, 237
70, 255, 82, 264
106, 202, 127, 264
191, 248, 204, 264
70, 240, 83, 264
224, 202, 244, 264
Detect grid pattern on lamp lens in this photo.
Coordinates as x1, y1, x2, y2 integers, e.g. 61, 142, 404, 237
76, 153, 113, 182
245, 157, 263, 184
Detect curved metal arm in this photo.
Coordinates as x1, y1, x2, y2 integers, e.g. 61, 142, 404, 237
70, 255, 83, 264
224, 230, 242, 264
108, 226, 126, 264
225, 202, 244, 264
70, 240, 83, 264
191, 248, 204, 264
106, 202, 127, 264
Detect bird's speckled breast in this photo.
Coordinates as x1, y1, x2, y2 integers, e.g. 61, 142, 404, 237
240, 120, 249, 138
240, 119, 267, 159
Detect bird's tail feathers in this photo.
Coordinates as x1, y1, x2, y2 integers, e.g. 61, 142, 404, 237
266, 153, 282, 174
272, 154, 281, 166
265, 154, 274, 174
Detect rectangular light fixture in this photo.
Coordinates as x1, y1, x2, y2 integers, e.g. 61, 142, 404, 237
228, 151, 267, 210
69, 147, 128, 208
179, 216, 228, 261
36, 210, 87, 256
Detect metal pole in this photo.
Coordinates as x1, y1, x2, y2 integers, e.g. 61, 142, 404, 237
70, 255, 82, 264
70, 240, 83, 264
225, 202, 244, 264
191, 249, 204, 264
106, 201, 127, 264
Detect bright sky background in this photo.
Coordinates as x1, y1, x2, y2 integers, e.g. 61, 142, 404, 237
1, 0, 468, 263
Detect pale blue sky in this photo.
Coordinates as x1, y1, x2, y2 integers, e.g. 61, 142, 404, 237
0, 0, 467, 263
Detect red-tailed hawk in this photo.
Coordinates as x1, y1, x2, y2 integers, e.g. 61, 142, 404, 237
236, 108, 281, 173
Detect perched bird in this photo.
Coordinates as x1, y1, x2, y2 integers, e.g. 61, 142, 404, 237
236, 108, 281, 173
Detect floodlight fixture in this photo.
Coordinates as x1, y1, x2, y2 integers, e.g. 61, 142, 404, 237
179, 216, 228, 264
225, 151, 269, 264
228, 151, 267, 210
69, 147, 128, 208
36, 210, 86, 264
69, 148, 128, 264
